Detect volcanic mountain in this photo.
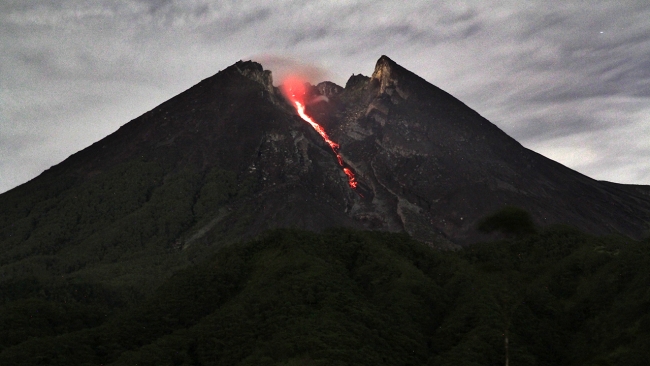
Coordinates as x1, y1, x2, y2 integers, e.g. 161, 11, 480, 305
4, 55, 650, 364
2, 55, 650, 274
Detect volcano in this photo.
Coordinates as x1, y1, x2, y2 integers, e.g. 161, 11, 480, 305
1, 55, 650, 266
4, 54, 650, 365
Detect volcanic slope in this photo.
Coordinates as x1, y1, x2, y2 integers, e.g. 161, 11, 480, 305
0, 60, 362, 298
325, 56, 650, 244
1, 56, 649, 289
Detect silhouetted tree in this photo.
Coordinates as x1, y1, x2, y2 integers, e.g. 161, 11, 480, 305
478, 206, 536, 236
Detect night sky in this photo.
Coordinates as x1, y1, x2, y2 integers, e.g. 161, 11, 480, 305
2, 1, 649, 193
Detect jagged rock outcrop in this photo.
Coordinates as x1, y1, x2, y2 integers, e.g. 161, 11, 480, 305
316, 81, 344, 98
234, 60, 275, 94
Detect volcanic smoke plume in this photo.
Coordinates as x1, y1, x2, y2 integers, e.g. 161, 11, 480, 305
280, 76, 359, 190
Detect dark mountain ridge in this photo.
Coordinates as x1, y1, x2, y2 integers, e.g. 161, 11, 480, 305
2, 55, 649, 257
326, 56, 650, 243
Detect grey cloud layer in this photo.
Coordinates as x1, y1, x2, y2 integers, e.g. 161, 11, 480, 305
1, 0, 649, 193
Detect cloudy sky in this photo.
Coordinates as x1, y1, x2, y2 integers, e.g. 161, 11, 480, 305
2, 1, 649, 193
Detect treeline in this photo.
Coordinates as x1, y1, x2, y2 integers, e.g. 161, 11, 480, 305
1, 227, 649, 365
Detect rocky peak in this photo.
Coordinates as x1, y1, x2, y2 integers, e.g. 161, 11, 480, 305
344, 74, 370, 90
371, 56, 398, 90
316, 81, 344, 98
370, 55, 409, 100
232, 60, 274, 93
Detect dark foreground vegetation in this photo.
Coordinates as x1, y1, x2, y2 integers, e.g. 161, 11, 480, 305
1, 227, 649, 365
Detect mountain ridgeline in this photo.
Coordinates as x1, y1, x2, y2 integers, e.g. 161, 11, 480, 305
2, 55, 649, 251
1, 56, 650, 364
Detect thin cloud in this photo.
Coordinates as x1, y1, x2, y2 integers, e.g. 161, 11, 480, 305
1, 0, 649, 193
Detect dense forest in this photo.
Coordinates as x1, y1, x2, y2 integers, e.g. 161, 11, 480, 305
1, 224, 649, 365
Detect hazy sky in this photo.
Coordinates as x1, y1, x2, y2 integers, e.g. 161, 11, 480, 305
2, 1, 650, 193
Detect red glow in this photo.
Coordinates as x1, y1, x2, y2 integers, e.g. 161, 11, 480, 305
343, 167, 358, 189
281, 76, 358, 190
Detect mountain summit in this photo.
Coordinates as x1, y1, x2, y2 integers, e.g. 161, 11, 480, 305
1, 56, 649, 267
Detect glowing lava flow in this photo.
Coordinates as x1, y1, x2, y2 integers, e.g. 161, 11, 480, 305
282, 77, 358, 189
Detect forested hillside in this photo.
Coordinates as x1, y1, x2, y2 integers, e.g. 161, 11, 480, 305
1, 227, 649, 365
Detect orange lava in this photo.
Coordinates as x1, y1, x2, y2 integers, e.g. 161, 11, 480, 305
343, 167, 358, 189
281, 76, 358, 189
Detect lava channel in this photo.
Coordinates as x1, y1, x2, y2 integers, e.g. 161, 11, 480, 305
281, 76, 359, 190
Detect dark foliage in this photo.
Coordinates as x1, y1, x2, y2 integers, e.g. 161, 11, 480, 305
1, 228, 649, 365
477, 206, 537, 236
